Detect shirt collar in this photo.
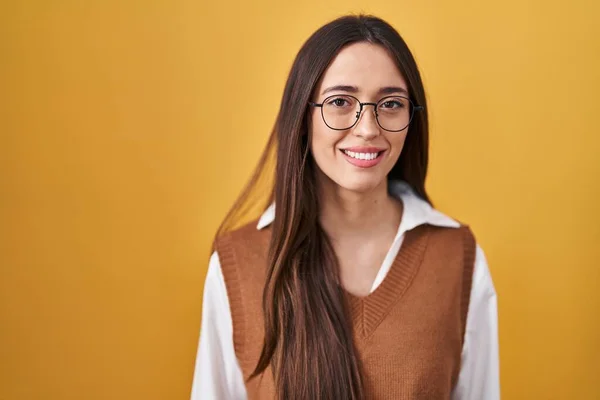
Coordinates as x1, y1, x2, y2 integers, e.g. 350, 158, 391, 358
256, 180, 460, 234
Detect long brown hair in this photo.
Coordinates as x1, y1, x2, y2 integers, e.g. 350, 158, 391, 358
216, 14, 431, 400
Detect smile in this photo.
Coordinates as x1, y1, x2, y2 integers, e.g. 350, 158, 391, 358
341, 150, 382, 160
339, 148, 386, 168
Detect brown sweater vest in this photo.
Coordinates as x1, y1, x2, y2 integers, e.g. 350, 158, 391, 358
215, 221, 476, 400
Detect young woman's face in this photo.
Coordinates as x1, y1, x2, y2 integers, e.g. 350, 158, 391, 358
309, 42, 410, 193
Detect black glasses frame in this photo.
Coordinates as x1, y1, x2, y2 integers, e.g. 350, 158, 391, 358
308, 94, 424, 132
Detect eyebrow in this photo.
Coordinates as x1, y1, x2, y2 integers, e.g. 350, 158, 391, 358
321, 85, 409, 96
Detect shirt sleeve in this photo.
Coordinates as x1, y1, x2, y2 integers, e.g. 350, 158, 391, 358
451, 244, 500, 400
190, 251, 248, 400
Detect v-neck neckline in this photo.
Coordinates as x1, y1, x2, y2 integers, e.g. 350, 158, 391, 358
343, 224, 432, 339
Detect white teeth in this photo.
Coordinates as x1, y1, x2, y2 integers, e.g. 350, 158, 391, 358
343, 150, 380, 160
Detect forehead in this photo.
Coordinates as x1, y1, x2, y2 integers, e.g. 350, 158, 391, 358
315, 42, 407, 96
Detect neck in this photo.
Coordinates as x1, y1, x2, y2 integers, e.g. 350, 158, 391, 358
317, 174, 403, 240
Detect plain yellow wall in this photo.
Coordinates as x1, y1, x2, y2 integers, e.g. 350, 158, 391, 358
1, 1, 599, 399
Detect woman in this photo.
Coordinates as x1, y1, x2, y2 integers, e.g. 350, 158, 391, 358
191, 14, 499, 400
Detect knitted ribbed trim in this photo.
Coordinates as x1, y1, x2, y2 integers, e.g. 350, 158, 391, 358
450, 225, 476, 389
345, 224, 432, 340
460, 226, 476, 344
215, 231, 252, 370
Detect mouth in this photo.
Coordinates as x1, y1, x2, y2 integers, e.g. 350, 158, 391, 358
340, 149, 384, 160
339, 148, 386, 168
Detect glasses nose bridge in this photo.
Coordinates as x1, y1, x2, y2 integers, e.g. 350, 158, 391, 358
356, 101, 379, 119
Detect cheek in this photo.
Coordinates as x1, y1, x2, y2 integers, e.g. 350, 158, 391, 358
310, 119, 341, 157
309, 120, 346, 176
386, 132, 408, 159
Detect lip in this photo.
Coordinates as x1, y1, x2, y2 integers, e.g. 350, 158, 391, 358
339, 147, 387, 169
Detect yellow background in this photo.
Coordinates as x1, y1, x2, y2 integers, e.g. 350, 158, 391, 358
1, 0, 599, 399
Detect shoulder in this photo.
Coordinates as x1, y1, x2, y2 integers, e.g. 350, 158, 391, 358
423, 221, 478, 271
214, 219, 271, 250
214, 218, 272, 277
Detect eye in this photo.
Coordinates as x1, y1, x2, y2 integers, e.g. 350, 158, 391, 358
378, 97, 410, 114
380, 100, 404, 109
325, 96, 354, 108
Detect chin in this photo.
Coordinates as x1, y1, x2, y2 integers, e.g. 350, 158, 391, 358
334, 174, 385, 194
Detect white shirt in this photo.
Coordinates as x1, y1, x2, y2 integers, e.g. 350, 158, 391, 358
191, 181, 500, 399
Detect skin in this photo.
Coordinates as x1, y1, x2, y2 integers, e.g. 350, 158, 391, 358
309, 42, 409, 297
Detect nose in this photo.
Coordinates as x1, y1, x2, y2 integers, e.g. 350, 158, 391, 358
352, 104, 380, 140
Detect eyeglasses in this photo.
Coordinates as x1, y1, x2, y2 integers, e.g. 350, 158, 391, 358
309, 94, 424, 132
